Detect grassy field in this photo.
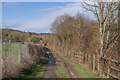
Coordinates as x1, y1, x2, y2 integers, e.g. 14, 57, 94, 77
61, 55, 97, 78
2, 43, 27, 60
11, 43, 27, 60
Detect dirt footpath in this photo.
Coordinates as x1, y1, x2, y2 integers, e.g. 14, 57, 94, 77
43, 65, 57, 78
54, 53, 79, 78
43, 52, 57, 78
42, 48, 79, 78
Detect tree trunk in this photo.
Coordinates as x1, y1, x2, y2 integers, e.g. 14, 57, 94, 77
98, 24, 103, 75
118, 2, 120, 79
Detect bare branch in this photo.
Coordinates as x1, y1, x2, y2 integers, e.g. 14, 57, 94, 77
108, 31, 120, 44
106, 34, 120, 53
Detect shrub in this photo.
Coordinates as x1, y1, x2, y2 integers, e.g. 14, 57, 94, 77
31, 36, 42, 43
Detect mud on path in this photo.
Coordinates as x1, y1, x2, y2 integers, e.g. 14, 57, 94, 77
43, 52, 57, 78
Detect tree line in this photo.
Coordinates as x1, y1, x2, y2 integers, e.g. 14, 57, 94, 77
50, 2, 119, 62
2, 29, 43, 43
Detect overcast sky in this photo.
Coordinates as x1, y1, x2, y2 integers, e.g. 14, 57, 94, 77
2, 2, 95, 33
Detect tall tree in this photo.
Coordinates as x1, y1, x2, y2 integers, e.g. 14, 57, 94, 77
118, 2, 120, 79
82, 1, 119, 72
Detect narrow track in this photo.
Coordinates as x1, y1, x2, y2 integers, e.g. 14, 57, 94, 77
43, 48, 79, 78
54, 53, 79, 78
42, 52, 57, 78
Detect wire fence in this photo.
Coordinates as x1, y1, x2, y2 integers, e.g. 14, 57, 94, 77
2, 41, 46, 78
2, 40, 27, 61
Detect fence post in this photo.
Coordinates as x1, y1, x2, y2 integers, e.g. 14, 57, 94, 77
27, 44, 29, 55
89, 54, 91, 67
19, 43, 23, 62
9, 40, 11, 57
97, 54, 100, 72
72, 52, 74, 61
75, 53, 76, 62
85, 53, 87, 64
76, 53, 78, 63
97, 54, 102, 75
81, 53, 83, 64
83, 53, 85, 64
93, 54, 95, 72
78, 53, 80, 64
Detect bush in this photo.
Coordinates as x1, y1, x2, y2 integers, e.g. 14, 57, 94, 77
31, 36, 42, 43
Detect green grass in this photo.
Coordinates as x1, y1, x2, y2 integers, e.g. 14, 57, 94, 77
18, 57, 48, 79
54, 55, 70, 78
61, 54, 97, 78
2, 43, 27, 60
56, 62, 70, 78
11, 43, 27, 60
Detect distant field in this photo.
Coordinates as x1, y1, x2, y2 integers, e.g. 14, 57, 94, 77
2, 43, 27, 60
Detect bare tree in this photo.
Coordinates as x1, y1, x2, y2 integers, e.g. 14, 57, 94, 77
118, 2, 120, 79
82, 1, 120, 72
